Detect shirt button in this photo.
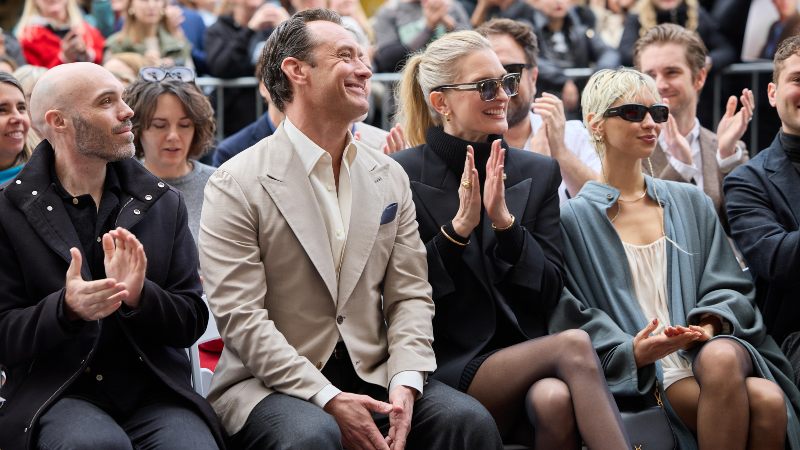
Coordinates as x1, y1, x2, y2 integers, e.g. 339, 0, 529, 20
336, 230, 344, 239
606, 194, 613, 200
84, 366, 91, 373
96, 236, 101, 243
336, 315, 344, 325
316, 361, 323, 369
72, 198, 79, 205
327, 185, 334, 191
95, 374, 103, 381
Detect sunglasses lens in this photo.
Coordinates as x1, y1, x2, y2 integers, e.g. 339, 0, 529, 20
479, 80, 497, 102
140, 67, 165, 82
503, 75, 519, 97
621, 105, 647, 122
171, 67, 195, 82
650, 105, 669, 123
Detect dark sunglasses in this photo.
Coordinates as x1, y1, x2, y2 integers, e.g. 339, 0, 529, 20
603, 103, 669, 123
139, 66, 196, 83
502, 63, 532, 75
432, 73, 520, 102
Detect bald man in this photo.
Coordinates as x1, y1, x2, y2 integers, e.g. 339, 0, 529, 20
0, 63, 224, 450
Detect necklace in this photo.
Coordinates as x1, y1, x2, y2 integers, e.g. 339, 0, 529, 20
617, 189, 647, 203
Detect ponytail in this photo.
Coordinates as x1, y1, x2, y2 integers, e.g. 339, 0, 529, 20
396, 54, 436, 147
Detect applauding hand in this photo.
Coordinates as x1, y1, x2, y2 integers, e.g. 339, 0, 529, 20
103, 227, 147, 309
484, 139, 512, 229
452, 146, 481, 238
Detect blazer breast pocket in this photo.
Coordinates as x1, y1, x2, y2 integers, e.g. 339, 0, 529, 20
376, 203, 399, 241
380, 202, 398, 225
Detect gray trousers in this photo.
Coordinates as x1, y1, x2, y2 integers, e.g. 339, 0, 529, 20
231, 379, 504, 450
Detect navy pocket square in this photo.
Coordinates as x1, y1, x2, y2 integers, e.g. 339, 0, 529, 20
380, 203, 398, 225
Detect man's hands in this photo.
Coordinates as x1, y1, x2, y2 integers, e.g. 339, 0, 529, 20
324, 392, 394, 450
632, 318, 708, 368
386, 386, 415, 450
382, 124, 407, 155
248, 3, 290, 31
661, 98, 693, 166
60, 30, 90, 63
423, 0, 454, 30
103, 227, 147, 309
716, 88, 754, 158
64, 248, 125, 321
533, 92, 568, 157
561, 79, 580, 112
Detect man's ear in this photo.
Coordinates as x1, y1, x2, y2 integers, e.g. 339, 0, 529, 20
693, 66, 708, 93
44, 109, 67, 133
429, 91, 448, 116
768, 82, 778, 108
281, 57, 309, 87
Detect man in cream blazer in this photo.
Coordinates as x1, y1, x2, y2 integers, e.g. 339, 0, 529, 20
199, 9, 502, 450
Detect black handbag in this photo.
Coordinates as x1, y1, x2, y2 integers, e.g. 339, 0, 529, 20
618, 384, 677, 450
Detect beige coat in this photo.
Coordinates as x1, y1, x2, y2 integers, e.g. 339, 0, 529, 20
198, 124, 436, 435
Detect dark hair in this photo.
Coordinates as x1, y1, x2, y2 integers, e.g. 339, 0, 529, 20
475, 18, 538, 68
0, 72, 24, 96
0, 72, 31, 164
258, 8, 342, 112
123, 79, 216, 159
633, 23, 707, 80
774, 35, 800, 83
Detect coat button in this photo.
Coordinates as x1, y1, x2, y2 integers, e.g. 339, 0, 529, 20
145, 194, 153, 201
95, 374, 104, 381
133, 209, 141, 215
606, 194, 613, 200
157, 182, 165, 188
15, 180, 21, 184
336, 315, 344, 325
46, 205, 53, 211
31, 190, 37, 196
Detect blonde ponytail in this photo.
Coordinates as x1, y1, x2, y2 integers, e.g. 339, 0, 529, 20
397, 54, 435, 147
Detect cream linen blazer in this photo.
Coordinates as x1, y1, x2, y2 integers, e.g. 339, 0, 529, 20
198, 124, 436, 435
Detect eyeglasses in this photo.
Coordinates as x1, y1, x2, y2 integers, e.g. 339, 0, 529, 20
432, 73, 520, 102
603, 103, 669, 123
139, 67, 196, 83
502, 63, 532, 75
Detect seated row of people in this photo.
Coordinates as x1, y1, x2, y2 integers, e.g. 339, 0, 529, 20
1, 10, 800, 450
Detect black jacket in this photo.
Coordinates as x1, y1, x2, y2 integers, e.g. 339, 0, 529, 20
0, 142, 225, 450
390, 128, 564, 387
724, 134, 800, 346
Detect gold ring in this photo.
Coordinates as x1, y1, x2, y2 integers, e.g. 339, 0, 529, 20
461, 179, 473, 189
502, 172, 507, 181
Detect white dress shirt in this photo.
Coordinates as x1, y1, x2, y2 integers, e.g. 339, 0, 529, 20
524, 112, 601, 204
659, 118, 744, 190
284, 118, 424, 408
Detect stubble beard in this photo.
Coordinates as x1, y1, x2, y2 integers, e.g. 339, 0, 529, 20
72, 115, 135, 162
506, 95, 532, 128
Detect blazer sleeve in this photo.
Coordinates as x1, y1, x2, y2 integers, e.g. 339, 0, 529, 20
724, 164, 800, 283
117, 193, 209, 348
382, 165, 437, 380
199, 168, 330, 400
491, 157, 564, 298
686, 191, 763, 341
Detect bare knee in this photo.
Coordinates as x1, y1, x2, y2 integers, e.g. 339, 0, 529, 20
695, 339, 749, 386
748, 379, 788, 430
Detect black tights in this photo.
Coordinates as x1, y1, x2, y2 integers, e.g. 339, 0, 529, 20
466, 330, 630, 450
666, 338, 787, 450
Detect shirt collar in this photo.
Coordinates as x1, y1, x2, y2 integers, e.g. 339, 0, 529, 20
284, 117, 358, 176
49, 160, 122, 200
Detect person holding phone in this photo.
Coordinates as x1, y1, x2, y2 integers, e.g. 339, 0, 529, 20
15, 0, 105, 67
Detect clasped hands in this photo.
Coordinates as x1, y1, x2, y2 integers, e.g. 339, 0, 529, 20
64, 227, 147, 321
453, 140, 512, 238
324, 385, 416, 450
633, 317, 715, 368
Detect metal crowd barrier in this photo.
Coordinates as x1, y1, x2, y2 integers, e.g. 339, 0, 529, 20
197, 63, 776, 150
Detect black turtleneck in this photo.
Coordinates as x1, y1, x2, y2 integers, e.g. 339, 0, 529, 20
780, 130, 800, 174
425, 126, 507, 189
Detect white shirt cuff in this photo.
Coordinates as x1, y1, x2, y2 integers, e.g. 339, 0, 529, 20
666, 154, 699, 182
310, 384, 342, 409
717, 144, 745, 174
389, 371, 425, 397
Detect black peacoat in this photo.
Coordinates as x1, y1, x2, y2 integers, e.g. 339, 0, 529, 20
0, 141, 225, 450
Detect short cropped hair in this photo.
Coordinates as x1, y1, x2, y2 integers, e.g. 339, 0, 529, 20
633, 24, 707, 80
581, 68, 660, 159
773, 35, 800, 83
123, 79, 216, 160
259, 9, 342, 112
475, 18, 538, 68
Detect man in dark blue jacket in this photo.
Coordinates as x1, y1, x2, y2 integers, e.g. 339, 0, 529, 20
725, 35, 800, 370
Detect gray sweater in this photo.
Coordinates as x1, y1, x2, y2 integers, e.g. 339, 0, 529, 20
163, 160, 215, 247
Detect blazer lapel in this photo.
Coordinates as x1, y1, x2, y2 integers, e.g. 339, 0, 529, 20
258, 130, 338, 303
765, 140, 800, 225
336, 151, 387, 308
412, 150, 492, 293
